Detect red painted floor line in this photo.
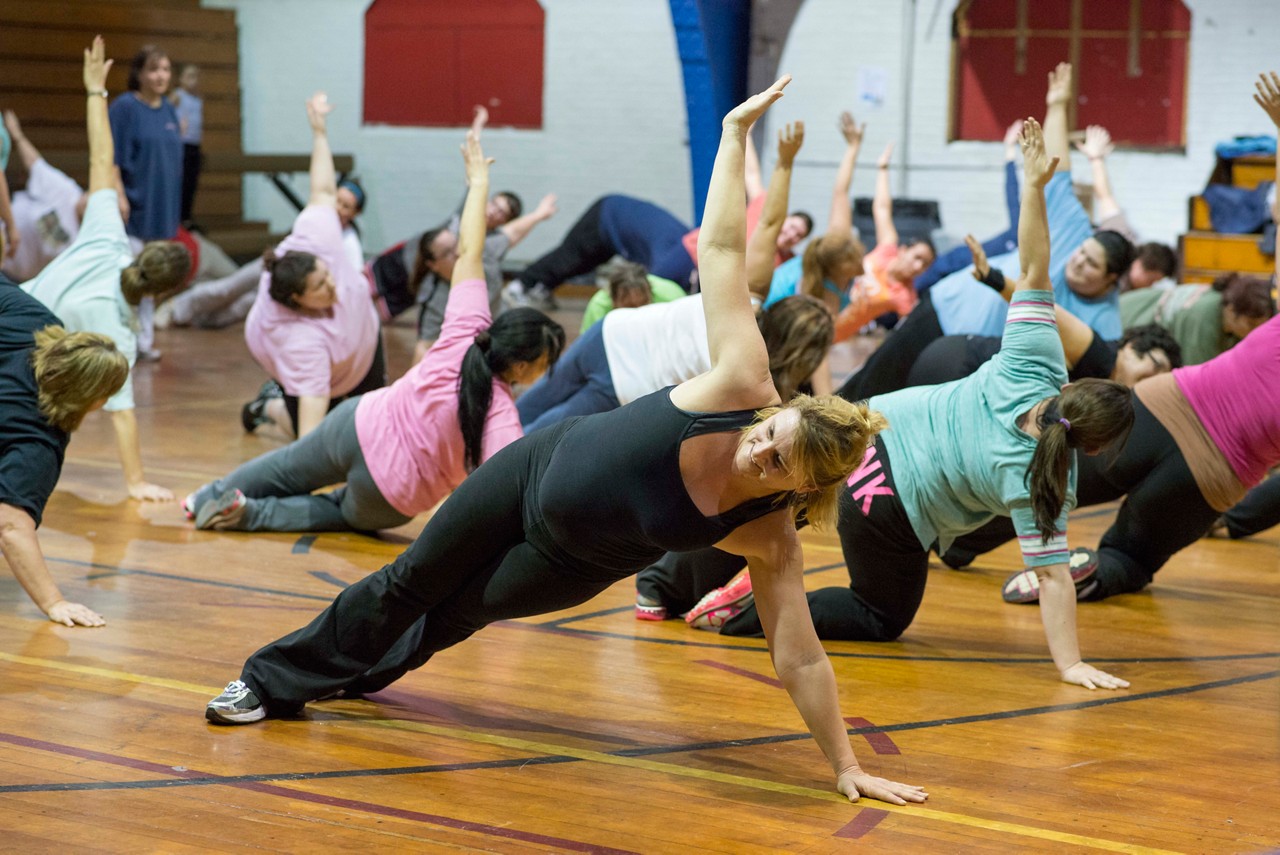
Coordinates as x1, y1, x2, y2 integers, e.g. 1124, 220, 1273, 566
843, 717, 901, 755
0, 730, 638, 854
695, 660, 784, 688
834, 808, 889, 838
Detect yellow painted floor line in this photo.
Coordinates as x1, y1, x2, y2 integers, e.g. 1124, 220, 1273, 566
2, 651, 1181, 853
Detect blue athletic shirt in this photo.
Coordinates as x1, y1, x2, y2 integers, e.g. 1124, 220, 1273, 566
763, 255, 851, 310
928, 172, 1119, 341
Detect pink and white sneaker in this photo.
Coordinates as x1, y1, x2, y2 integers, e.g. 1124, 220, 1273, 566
685, 572, 754, 630
635, 592, 668, 621
181, 492, 198, 521
1001, 548, 1099, 604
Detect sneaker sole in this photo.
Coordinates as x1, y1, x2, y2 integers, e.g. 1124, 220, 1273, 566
635, 603, 668, 621
205, 704, 266, 725
195, 491, 246, 530
685, 591, 753, 626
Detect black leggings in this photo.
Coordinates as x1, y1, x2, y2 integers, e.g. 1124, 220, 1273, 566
837, 293, 944, 402
239, 421, 634, 713
282, 335, 387, 436
1221, 474, 1280, 538
639, 438, 930, 641
520, 199, 616, 292
942, 396, 1220, 598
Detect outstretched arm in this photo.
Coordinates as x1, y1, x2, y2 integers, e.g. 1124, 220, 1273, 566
719, 516, 929, 805
0, 170, 14, 259
827, 111, 864, 237
84, 35, 116, 194
1037, 563, 1128, 689
0, 503, 105, 626
1075, 125, 1119, 220
970, 234, 1095, 365
1255, 71, 1280, 280
305, 92, 337, 208
746, 122, 804, 299
4, 111, 42, 172
111, 408, 173, 501
500, 193, 557, 249
1042, 62, 1073, 174
1015, 118, 1058, 292
673, 77, 791, 413
872, 142, 898, 246
744, 126, 765, 200
454, 131, 491, 284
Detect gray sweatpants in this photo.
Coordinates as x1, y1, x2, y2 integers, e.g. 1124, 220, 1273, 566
193, 397, 412, 532
168, 257, 262, 329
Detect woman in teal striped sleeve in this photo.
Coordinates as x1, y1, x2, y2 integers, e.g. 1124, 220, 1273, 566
669, 120, 1135, 690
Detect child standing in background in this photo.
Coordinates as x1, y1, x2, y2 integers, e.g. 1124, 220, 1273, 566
171, 64, 203, 225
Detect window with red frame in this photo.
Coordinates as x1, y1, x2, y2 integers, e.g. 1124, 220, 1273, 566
951, 0, 1189, 148
364, 0, 544, 128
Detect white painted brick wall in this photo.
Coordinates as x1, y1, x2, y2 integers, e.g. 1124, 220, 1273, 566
205, 0, 1278, 260
202, 0, 693, 261
771, 0, 1280, 250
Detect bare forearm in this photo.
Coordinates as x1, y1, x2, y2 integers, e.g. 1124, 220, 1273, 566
87, 93, 115, 193
12, 131, 40, 172
828, 143, 860, 235
309, 128, 337, 204
455, 177, 489, 281
0, 511, 63, 614
1037, 564, 1083, 673
872, 165, 897, 245
1016, 183, 1051, 290
1088, 157, 1120, 219
499, 208, 546, 249
779, 657, 861, 775
297, 395, 328, 439
746, 162, 793, 295
110, 407, 147, 487
1042, 104, 1071, 174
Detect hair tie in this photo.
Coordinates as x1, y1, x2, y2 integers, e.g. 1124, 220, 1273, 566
474, 330, 491, 351
1058, 417, 1072, 431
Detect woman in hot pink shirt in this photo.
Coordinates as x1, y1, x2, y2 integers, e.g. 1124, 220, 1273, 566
242, 93, 382, 439
187, 132, 564, 533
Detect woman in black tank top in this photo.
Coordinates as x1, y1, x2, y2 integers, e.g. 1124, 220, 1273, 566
205, 81, 927, 808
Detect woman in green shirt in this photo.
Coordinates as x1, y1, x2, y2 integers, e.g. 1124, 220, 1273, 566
1119, 273, 1274, 365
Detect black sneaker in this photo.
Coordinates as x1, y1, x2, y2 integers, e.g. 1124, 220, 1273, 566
240, 380, 283, 433
206, 680, 265, 724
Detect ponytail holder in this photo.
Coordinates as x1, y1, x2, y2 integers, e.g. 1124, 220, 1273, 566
474, 330, 491, 351
1058, 417, 1072, 431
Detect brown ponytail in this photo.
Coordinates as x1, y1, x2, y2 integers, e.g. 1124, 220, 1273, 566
798, 234, 864, 302
1025, 379, 1134, 542
120, 241, 191, 305
262, 246, 318, 309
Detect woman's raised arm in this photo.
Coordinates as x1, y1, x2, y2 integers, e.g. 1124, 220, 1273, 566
304, 92, 337, 208
84, 36, 116, 195
1014, 118, 1058, 293
453, 131, 491, 285
827, 111, 864, 237
871, 142, 898, 246
674, 76, 790, 411
746, 122, 804, 299
1255, 71, 1280, 281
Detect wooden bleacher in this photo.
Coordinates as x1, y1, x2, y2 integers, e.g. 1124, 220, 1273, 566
0, 0, 352, 260
1181, 153, 1276, 284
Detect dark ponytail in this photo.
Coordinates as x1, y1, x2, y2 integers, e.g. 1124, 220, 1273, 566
1025, 379, 1134, 543
458, 308, 566, 471
262, 247, 318, 309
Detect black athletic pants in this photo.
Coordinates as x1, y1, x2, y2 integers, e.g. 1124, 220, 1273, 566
282, 335, 388, 436
520, 199, 615, 292
1221, 475, 1280, 538
639, 438, 930, 640
239, 420, 633, 713
836, 293, 944, 402
942, 396, 1220, 598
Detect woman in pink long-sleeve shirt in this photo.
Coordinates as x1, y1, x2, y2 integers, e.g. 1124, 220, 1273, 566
186, 133, 564, 533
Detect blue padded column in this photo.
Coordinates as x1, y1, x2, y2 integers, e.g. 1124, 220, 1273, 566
668, 0, 749, 224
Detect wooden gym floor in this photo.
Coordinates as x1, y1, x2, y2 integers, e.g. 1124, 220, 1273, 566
0, 305, 1276, 853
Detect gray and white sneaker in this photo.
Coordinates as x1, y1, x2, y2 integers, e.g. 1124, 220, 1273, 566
195, 489, 247, 530
206, 680, 265, 724
501, 280, 531, 309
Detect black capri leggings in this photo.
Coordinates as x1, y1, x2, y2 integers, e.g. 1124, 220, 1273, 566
837, 293, 944, 402
942, 395, 1221, 598
239, 419, 634, 713
639, 437, 930, 641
